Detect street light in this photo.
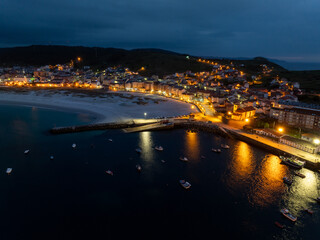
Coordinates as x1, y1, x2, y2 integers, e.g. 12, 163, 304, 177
191, 105, 195, 109
144, 112, 147, 117
278, 127, 284, 133
313, 139, 320, 145
245, 118, 249, 123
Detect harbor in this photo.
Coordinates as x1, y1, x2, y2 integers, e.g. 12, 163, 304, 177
50, 116, 320, 171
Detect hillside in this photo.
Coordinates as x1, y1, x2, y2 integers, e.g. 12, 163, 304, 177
0, 45, 212, 77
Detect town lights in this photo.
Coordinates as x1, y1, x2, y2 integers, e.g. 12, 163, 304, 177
228, 111, 232, 115
278, 127, 284, 133
77, 57, 81, 62
245, 118, 249, 123
313, 139, 320, 145
191, 105, 195, 109
144, 112, 147, 116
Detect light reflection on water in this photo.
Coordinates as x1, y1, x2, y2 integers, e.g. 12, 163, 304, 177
184, 131, 199, 161
139, 131, 154, 163
229, 141, 255, 184
251, 155, 287, 207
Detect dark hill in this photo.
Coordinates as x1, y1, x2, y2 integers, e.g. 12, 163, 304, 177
0, 45, 212, 77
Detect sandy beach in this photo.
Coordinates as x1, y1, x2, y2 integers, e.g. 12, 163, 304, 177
0, 88, 198, 123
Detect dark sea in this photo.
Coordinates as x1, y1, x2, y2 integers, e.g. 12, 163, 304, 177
1, 104, 320, 240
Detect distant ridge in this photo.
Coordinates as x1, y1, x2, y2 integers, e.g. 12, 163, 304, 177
0, 45, 211, 77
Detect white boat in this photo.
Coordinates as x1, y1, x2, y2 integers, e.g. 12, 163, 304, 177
106, 170, 114, 176
280, 208, 297, 222
212, 148, 221, 153
72, 143, 76, 148
155, 146, 164, 151
136, 164, 142, 172
221, 144, 230, 149
50, 156, 54, 160
24, 149, 30, 154
179, 157, 189, 162
6, 168, 12, 174
179, 180, 191, 189
108, 139, 113, 142
135, 148, 142, 153
161, 160, 166, 163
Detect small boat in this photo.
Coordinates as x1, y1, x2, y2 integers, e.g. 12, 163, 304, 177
274, 221, 284, 229
108, 139, 113, 142
179, 180, 191, 189
6, 168, 12, 174
136, 164, 142, 172
179, 157, 189, 162
72, 143, 76, 148
294, 171, 305, 178
305, 209, 313, 214
135, 148, 142, 153
221, 144, 230, 149
201, 155, 206, 159
212, 148, 221, 153
161, 160, 166, 163
316, 197, 320, 204
24, 149, 30, 154
280, 208, 297, 222
283, 177, 293, 185
155, 146, 164, 151
106, 170, 114, 176
280, 156, 305, 169
50, 156, 54, 160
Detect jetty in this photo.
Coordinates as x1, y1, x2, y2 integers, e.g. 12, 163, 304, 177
50, 119, 170, 134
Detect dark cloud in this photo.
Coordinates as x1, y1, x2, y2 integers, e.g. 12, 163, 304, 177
1, 0, 320, 62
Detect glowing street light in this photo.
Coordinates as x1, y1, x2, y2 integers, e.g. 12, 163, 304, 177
245, 118, 249, 123
278, 127, 284, 133
313, 139, 320, 145
77, 57, 81, 62
144, 112, 147, 116
191, 105, 195, 109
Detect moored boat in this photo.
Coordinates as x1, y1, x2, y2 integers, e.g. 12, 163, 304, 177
72, 143, 76, 148
24, 149, 30, 154
50, 156, 54, 160
6, 168, 12, 174
305, 209, 313, 214
274, 221, 284, 229
179, 180, 191, 189
136, 164, 142, 172
106, 170, 114, 176
280, 208, 297, 222
221, 144, 230, 149
212, 148, 221, 153
108, 139, 113, 142
155, 146, 164, 151
135, 148, 142, 153
179, 157, 188, 162
316, 197, 320, 203
283, 177, 293, 185
280, 156, 305, 169
294, 171, 305, 178
201, 155, 206, 159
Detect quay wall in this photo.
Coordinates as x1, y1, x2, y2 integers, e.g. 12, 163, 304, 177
50, 121, 148, 134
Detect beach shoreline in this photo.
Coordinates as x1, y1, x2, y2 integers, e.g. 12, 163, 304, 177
0, 88, 198, 124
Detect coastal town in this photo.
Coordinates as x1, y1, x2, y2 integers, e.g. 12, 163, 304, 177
1, 58, 320, 166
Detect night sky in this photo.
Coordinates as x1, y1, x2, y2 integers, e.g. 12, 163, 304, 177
1, 0, 320, 62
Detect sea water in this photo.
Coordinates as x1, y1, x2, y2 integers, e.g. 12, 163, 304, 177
0, 104, 319, 240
